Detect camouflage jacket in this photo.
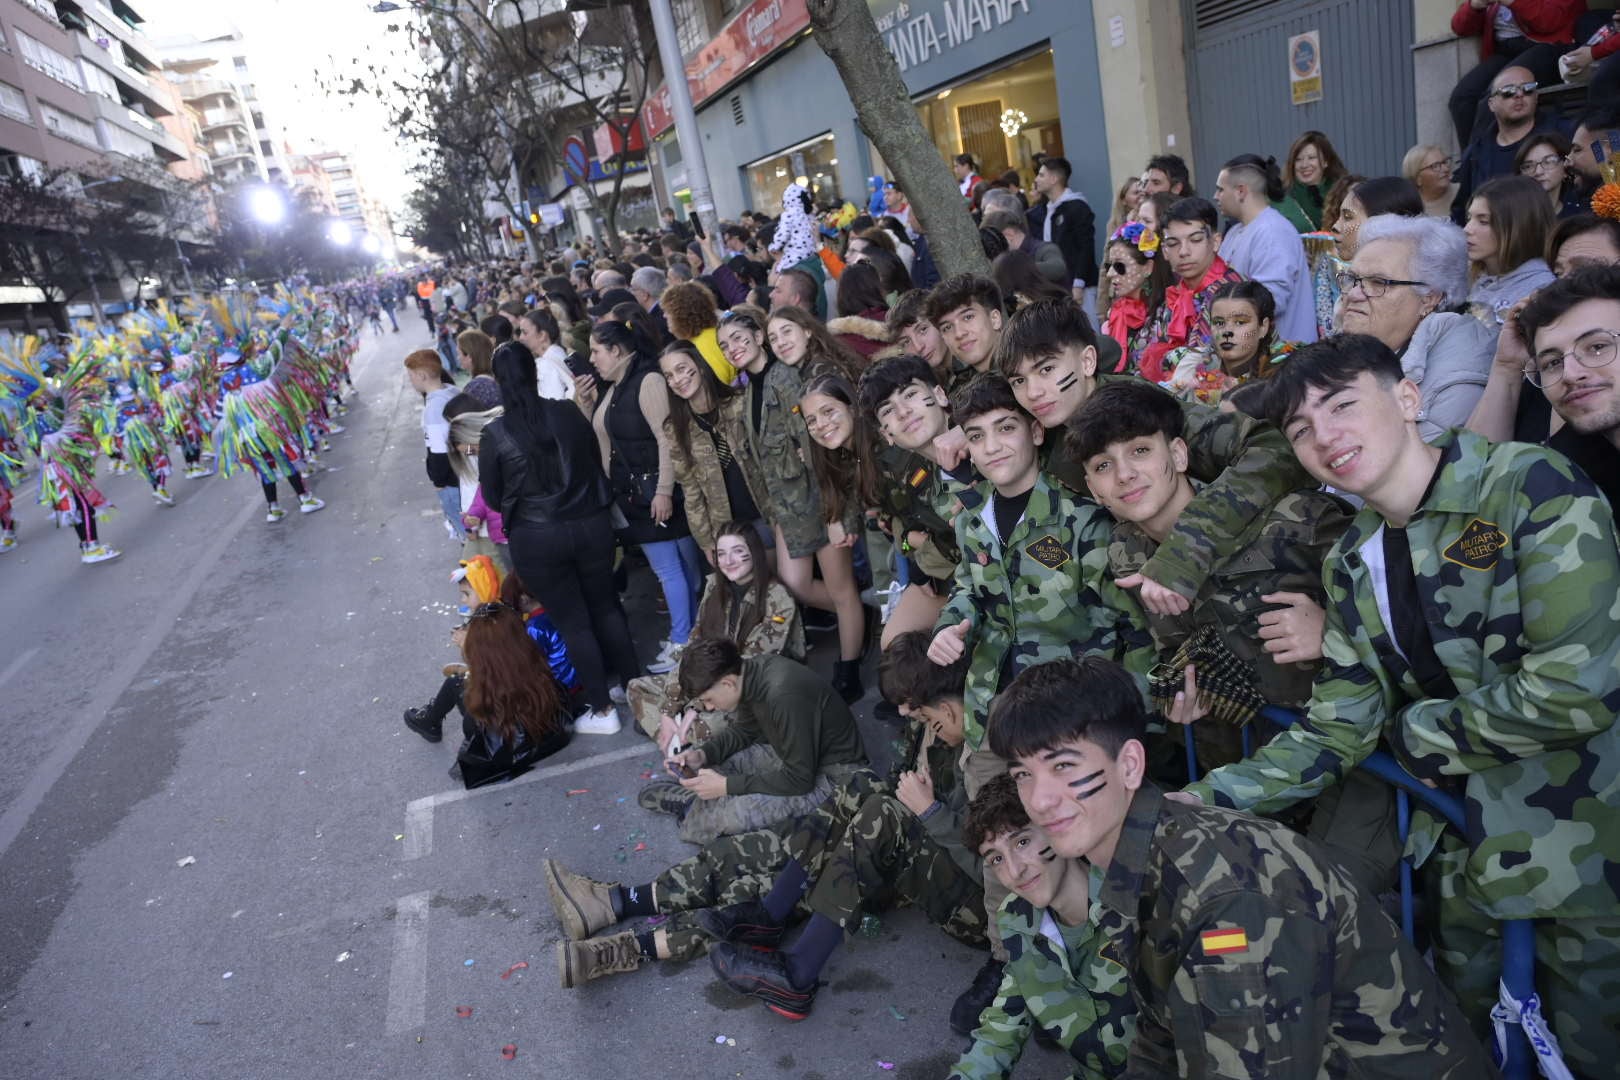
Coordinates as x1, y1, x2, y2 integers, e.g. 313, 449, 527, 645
936, 472, 1152, 749
1040, 374, 1318, 606
951, 873, 1135, 1080
667, 393, 749, 556
873, 443, 961, 580
1187, 430, 1620, 921
1109, 488, 1354, 710
1100, 785, 1491, 1078
728, 359, 819, 531
693, 576, 805, 663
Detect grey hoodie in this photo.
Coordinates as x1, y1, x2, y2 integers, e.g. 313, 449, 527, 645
1401, 311, 1498, 442
1468, 258, 1554, 327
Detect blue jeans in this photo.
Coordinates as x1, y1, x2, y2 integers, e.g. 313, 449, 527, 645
437, 486, 466, 540
641, 536, 703, 645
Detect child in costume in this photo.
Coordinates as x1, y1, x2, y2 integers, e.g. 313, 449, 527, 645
0, 404, 20, 550
104, 371, 174, 507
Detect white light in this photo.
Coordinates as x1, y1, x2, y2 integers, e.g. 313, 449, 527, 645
360, 235, 381, 255
329, 220, 353, 246
794, 174, 808, 187
999, 108, 1028, 138
247, 186, 285, 225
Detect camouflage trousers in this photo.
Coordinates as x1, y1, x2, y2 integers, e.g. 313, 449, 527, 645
625, 672, 736, 742
651, 769, 985, 961
1427, 837, 1620, 1079
676, 744, 865, 846
962, 743, 1012, 963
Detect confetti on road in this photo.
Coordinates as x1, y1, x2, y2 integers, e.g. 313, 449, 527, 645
877, 1062, 895, 1071
336, 952, 351, 963
500, 1044, 517, 1060
633, 842, 649, 853
463, 959, 475, 967
222, 972, 233, 979
176, 856, 196, 868
887, 1005, 907, 1021
499, 961, 528, 980
455, 1006, 473, 1019
565, 788, 590, 796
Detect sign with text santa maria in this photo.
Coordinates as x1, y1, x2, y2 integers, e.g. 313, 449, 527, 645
642, 0, 811, 139
877, 0, 1032, 72
1289, 30, 1323, 105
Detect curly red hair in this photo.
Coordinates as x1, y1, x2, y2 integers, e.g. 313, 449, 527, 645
662, 280, 720, 340
462, 604, 563, 744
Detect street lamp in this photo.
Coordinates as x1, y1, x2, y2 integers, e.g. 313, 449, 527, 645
248, 185, 286, 226
329, 220, 353, 247
360, 234, 381, 256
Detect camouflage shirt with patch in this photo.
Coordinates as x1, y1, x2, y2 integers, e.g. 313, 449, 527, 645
951, 868, 1135, 1080
1187, 430, 1620, 921
936, 472, 1153, 749
1100, 784, 1491, 1078
873, 443, 961, 580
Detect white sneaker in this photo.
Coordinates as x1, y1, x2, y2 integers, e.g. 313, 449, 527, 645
80, 542, 121, 564
266, 504, 286, 523
299, 495, 325, 514
574, 707, 622, 735
326, 423, 345, 435
0, 529, 16, 551
152, 486, 175, 506
646, 640, 683, 675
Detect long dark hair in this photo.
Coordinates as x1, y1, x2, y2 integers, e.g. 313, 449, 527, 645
590, 317, 659, 386
800, 372, 877, 526
660, 340, 736, 457
767, 305, 862, 381
991, 249, 1069, 307
1209, 280, 1279, 370
695, 520, 775, 645
836, 262, 889, 317
462, 603, 564, 743
491, 341, 575, 491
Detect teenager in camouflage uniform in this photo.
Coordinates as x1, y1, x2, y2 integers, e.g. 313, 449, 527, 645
926, 374, 1151, 1031
544, 634, 986, 998
1184, 335, 1620, 1074
992, 657, 1492, 1077
951, 774, 1135, 1080
1070, 380, 1400, 893
993, 297, 1315, 611
625, 522, 803, 742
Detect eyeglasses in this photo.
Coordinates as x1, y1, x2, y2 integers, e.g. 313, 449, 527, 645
1104, 260, 1135, 275
1526, 328, 1619, 387
1421, 158, 1456, 176
1519, 154, 1567, 175
1334, 271, 1430, 298
1490, 81, 1539, 100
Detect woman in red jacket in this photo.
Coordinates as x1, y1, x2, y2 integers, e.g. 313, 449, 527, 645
1448, 0, 1584, 146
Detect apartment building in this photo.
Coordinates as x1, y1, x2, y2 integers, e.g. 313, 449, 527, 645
154, 25, 291, 186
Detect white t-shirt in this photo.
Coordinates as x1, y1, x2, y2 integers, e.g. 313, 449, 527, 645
536, 344, 574, 401
423, 384, 456, 454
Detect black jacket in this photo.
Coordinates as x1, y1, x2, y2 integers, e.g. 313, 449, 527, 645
1025, 195, 1097, 289
477, 405, 613, 528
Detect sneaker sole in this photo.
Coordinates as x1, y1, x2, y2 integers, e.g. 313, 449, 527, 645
718, 969, 813, 1017
543, 859, 592, 942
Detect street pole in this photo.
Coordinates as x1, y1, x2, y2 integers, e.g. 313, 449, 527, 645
646, 0, 719, 243
73, 234, 108, 330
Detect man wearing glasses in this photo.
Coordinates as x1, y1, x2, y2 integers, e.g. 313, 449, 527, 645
1518, 264, 1620, 518
1452, 64, 1572, 224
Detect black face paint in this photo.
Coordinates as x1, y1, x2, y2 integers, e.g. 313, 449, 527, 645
1067, 768, 1108, 801
1039, 846, 1057, 862
1055, 371, 1079, 394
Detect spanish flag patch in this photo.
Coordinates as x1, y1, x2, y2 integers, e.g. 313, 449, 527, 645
908, 467, 929, 488
1200, 928, 1248, 956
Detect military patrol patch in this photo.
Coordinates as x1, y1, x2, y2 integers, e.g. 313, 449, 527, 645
1442, 518, 1508, 571
1199, 928, 1248, 955
1024, 534, 1070, 570
907, 467, 929, 488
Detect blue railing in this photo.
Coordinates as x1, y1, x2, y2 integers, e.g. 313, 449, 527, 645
1177, 706, 1564, 1080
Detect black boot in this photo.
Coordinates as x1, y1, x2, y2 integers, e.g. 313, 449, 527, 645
404, 675, 461, 743
830, 658, 864, 704
950, 957, 1005, 1036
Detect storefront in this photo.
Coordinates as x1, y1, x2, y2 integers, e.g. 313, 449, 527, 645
742, 131, 842, 211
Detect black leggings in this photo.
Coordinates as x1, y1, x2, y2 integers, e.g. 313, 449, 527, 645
71, 493, 97, 544
261, 472, 307, 506
507, 511, 640, 710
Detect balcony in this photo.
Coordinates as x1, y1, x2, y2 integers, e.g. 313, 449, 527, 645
174, 76, 238, 103
211, 144, 255, 167
490, 0, 570, 32
200, 110, 248, 135
90, 92, 184, 159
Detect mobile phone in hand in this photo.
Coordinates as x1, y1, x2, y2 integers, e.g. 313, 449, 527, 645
668, 759, 697, 780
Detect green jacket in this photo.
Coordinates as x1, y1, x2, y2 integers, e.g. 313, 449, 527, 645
695, 654, 867, 797
1188, 430, 1620, 920
873, 443, 961, 580
951, 875, 1135, 1080
1041, 373, 1318, 605
1100, 785, 1491, 1078
936, 472, 1152, 748
729, 359, 820, 536
667, 393, 748, 555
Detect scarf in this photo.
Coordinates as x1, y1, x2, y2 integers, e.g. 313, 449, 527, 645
1164, 257, 1231, 346
1104, 295, 1148, 355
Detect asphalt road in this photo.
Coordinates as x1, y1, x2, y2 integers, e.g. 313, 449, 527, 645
0, 313, 1071, 1079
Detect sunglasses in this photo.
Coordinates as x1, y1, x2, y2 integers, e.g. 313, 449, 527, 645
1104, 261, 1135, 275
1490, 81, 1539, 100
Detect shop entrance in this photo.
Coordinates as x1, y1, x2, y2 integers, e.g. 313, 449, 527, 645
742, 132, 841, 213
912, 48, 1062, 189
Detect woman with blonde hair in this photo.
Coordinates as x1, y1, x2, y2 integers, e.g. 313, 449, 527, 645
1402, 143, 1456, 219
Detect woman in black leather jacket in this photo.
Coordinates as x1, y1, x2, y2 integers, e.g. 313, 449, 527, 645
478, 341, 638, 734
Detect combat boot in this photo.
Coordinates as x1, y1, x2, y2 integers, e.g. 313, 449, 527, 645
543, 858, 619, 941
557, 930, 642, 988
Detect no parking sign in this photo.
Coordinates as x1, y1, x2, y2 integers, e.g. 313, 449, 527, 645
1289, 30, 1323, 105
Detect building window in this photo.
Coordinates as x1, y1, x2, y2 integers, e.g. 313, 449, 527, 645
672, 0, 704, 56
81, 59, 120, 99
0, 82, 31, 123
102, 124, 154, 158
39, 104, 97, 146
14, 31, 84, 90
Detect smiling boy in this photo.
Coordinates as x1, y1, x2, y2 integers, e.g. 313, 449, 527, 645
927, 275, 1007, 376
1182, 333, 1620, 1072
991, 657, 1490, 1076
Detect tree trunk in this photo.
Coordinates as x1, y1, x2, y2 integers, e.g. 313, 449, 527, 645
806, 0, 988, 281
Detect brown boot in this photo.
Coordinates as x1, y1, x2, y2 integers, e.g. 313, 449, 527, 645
543, 858, 619, 941
557, 930, 642, 988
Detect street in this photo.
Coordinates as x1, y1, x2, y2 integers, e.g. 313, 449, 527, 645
0, 317, 1070, 1079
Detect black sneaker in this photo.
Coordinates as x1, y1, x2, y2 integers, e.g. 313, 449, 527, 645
695, 900, 786, 948
708, 941, 816, 1020
637, 780, 696, 817
403, 706, 443, 743
802, 607, 837, 633
949, 957, 1005, 1036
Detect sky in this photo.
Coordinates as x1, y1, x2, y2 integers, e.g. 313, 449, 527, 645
138, 0, 421, 214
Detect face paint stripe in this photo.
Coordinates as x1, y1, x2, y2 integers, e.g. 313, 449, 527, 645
1055, 372, 1079, 393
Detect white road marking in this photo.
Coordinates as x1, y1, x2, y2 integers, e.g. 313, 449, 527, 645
0, 646, 39, 691
384, 891, 430, 1034
400, 743, 648, 861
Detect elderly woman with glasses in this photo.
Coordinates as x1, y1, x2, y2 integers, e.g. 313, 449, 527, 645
1334, 214, 1497, 440
1402, 144, 1458, 219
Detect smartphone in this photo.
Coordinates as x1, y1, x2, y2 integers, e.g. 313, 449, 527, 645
668, 759, 697, 780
